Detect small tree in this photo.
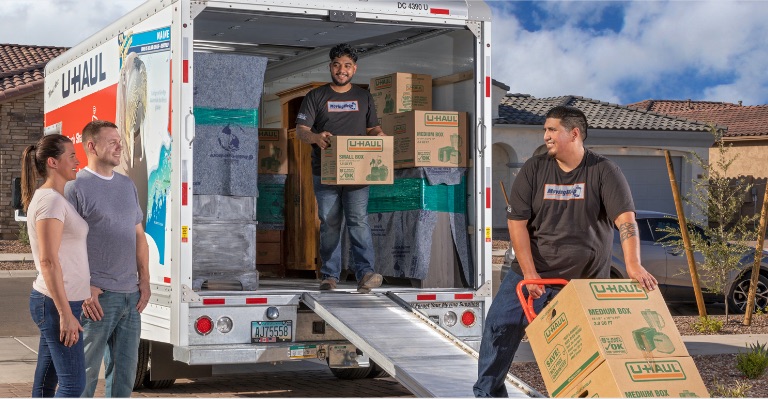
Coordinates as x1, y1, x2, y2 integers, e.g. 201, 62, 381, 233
658, 126, 758, 320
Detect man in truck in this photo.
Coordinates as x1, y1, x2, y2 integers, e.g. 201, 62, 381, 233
295, 43, 386, 293
473, 106, 658, 397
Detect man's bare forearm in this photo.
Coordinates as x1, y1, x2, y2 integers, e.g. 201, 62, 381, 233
296, 125, 316, 144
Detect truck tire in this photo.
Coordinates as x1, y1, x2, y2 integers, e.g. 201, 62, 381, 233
728, 273, 768, 314
143, 373, 176, 389
134, 339, 150, 390
329, 362, 375, 380
365, 361, 388, 379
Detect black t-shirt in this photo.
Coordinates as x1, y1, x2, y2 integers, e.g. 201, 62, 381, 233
295, 84, 379, 176
506, 149, 635, 279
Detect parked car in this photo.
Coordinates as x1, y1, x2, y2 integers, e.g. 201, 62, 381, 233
503, 210, 768, 313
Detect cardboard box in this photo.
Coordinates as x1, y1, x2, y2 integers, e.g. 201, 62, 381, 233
321, 136, 393, 185
370, 72, 432, 117
258, 128, 288, 174
381, 110, 467, 168
557, 357, 709, 398
525, 280, 689, 397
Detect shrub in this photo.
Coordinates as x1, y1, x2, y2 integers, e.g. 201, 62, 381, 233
17, 222, 29, 246
736, 341, 768, 379
693, 316, 723, 333
710, 378, 752, 398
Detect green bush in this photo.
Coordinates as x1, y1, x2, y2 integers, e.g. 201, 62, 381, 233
710, 378, 751, 398
693, 316, 723, 333
736, 341, 768, 379
17, 222, 29, 246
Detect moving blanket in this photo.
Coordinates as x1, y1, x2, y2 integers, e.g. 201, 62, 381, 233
192, 52, 267, 196
342, 167, 473, 286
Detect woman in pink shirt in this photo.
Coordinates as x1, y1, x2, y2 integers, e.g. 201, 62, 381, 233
21, 134, 90, 397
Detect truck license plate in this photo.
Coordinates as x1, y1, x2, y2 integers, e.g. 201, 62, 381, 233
251, 320, 292, 343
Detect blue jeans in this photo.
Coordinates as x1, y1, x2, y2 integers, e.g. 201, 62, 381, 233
474, 271, 561, 397
313, 175, 376, 282
29, 289, 86, 397
80, 290, 141, 398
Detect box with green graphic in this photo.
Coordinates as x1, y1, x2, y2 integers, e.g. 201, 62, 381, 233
257, 128, 287, 174
525, 279, 690, 397
556, 356, 709, 398
369, 72, 432, 117
321, 136, 393, 185
381, 110, 467, 168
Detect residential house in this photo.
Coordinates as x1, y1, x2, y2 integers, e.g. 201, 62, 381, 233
0, 44, 67, 239
491, 93, 715, 230
628, 99, 768, 222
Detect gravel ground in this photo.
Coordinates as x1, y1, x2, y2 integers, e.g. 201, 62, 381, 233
6, 239, 768, 396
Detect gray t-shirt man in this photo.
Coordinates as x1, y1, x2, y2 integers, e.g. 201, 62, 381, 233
65, 167, 143, 292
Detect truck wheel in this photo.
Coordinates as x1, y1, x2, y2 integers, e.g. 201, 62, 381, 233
365, 361, 388, 379
134, 339, 150, 390
329, 363, 375, 380
728, 274, 768, 314
143, 373, 176, 389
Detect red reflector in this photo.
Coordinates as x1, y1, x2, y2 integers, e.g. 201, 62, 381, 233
486, 187, 491, 208
183, 59, 189, 83
417, 294, 437, 301
431, 8, 449, 15
246, 297, 267, 304
182, 182, 188, 206
461, 310, 476, 327
486, 76, 491, 97
195, 316, 213, 335
454, 293, 473, 300
203, 298, 225, 305
163, 277, 171, 284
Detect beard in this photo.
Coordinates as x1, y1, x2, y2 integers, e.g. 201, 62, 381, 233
331, 74, 350, 86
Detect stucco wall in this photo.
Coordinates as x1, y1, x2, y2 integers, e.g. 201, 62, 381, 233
709, 140, 768, 221
0, 91, 44, 240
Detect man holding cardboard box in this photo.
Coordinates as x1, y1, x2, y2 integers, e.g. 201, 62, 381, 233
473, 106, 659, 397
295, 43, 387, 293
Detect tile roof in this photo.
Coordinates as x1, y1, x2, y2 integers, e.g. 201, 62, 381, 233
497, 94, 713, 132
0, 44, 67, 102
627, 99, 767, 139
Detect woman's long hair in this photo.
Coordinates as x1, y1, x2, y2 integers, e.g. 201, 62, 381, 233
21, 134, 73, 211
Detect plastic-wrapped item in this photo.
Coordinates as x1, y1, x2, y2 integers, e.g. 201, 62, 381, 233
193, 194, 257, 221
192, 221, 258, 290
256, 174, 287, 230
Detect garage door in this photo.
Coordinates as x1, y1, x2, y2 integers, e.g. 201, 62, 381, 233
604, 155, 681, 214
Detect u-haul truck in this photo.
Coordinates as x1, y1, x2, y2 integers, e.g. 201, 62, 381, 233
43, 1, 536, 396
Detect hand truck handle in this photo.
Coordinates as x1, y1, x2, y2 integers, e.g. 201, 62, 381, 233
516, 279, 569, 323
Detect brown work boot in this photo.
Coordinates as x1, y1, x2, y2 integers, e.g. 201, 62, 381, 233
319, 278, 337, 290
357, 272, 382, 293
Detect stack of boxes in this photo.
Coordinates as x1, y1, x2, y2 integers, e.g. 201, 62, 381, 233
525, 280, 709, 398
358, 72, 472, 287
256, 128, 288, 276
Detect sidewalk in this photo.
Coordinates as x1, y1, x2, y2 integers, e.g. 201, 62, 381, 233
0, 253, 36, 278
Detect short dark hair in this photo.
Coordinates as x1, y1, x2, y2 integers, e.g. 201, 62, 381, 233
81, 120, 118, 148
545, 106, 588, 140
329, 43, 358, 63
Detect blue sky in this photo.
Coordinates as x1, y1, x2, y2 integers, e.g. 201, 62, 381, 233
1, 0, 765, 106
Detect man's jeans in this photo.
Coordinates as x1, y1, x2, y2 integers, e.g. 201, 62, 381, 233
313, 175, 376, 282
80, 290, 141, 398
30, 289, 86, 397
473, 271, 560, 397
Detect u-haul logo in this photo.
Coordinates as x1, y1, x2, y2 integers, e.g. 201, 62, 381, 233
393, 123, 407, 135
544, 313, 568, 343
374, 76, 392, 89
406, 83, 424, 92
424, 113, 459, 127
347, 139, 384, 152
626, 360, 686, 382
259, 129, 280, 141
61, 52, 107, 98
590, 282, 648, 300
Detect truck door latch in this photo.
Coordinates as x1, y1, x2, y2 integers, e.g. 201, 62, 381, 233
329, 10, 356, 23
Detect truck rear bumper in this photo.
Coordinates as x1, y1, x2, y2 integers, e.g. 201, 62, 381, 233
174, 341, 352, 365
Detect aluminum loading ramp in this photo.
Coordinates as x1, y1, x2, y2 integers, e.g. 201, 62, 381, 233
302, 292, 539, 398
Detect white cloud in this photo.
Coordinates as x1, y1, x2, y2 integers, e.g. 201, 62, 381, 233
0, 0, 144, 47
491, 1, 768, 105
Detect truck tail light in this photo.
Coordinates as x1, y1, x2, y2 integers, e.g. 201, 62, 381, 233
195, 316, 213, 335
461, 310, 476, 327
443, 311, 458, 327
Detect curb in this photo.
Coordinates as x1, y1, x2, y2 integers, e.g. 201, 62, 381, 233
0, 270, 37, 278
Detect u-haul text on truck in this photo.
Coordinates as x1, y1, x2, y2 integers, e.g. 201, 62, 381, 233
42, 1, 539, 397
